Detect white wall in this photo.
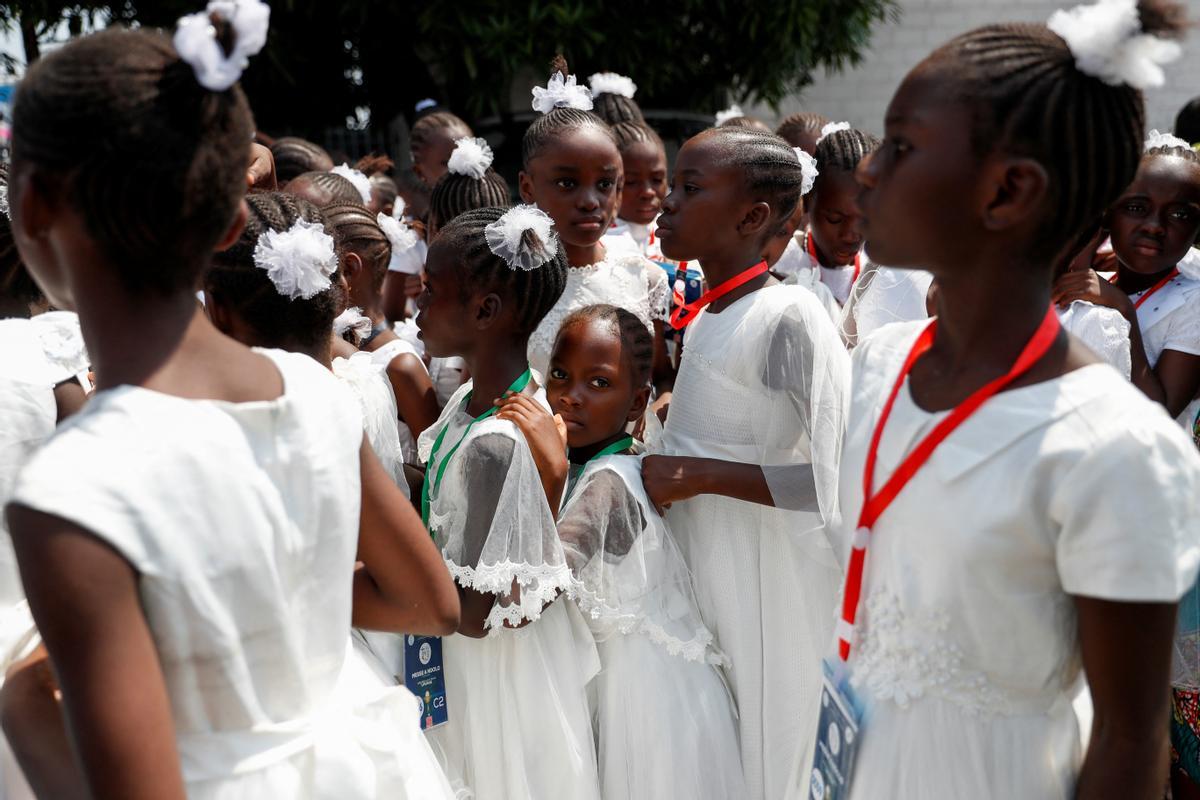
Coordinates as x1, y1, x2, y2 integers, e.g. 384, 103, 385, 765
748, 0, 1200, 136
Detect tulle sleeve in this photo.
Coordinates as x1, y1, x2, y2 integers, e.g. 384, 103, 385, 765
840, 263, 932, 349
431, 424, 573, 632
558, 458, 725, 664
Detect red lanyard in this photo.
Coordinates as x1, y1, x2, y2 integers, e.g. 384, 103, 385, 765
670, 260, 768, 330
806, 231, 861, 284
836, 305, 1061, 662
1108, 267, 1179, 310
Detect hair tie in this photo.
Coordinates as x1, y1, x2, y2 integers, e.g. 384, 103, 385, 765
714, 104, 743, 126
795, 148, 819, 196
446, 137, 494, 180
1047, 0, 1181, 90
531, 73, 593, 114
333, 306, 373, 341
253, 217, 337, 300
376, 213, 423, 274
174, 0, 270, 92
817, 121, 851, 146
484, 205, 558, 271
1144, 129, 1192, 152
589, 72, 637, 99
391, 196, 407, 221
331, 164, 373, 204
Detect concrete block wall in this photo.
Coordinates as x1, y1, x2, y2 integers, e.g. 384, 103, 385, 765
747, 0, 1199, 136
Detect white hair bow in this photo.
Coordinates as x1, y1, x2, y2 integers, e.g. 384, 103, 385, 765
1047, 0, 1181, 90
333, 306, 373, 341
1144, 129, 1192, 152
332, 164, 373, 204
485, 205, 558, 271
174, 0, 270, 92
531, 73, 593, 114
714, 104, 743, 126
795, 148, 819, 196
377, 213, 423, 274
817, 121, 851, 146
447, 137, 494, 180
589, 72, 637, 99
254, 217, 337, 300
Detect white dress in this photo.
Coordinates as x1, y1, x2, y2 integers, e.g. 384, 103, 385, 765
1126, 247, 1200, 427
657, 284, 850, 800
602, 218, 664, 261
527, 251, 669, 379
10, 349, 454, 799
836, 321, 1200, 799
558, 454, 745, 800
1057, 300, 1132, 378
364, 338, 431, 465
838, 263, 933, 349
777, 234, 846, 326
333, 351, 407, 491
419, 381, 601, 800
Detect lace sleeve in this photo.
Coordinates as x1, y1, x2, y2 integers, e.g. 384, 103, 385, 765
644, 260, 671, 322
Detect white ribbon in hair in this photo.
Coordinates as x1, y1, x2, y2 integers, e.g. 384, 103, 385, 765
1144, 129, 1192, 152
174, 0, 270, 92
447, 137, 494, 180
332, 164, 373, 204
531, 73, 594, 114
377, 213, 422, 274
0, 183, 9, 219
253, 217, 337, 300
484, 204, 558, 271
1047, 0, 1181, 90
795, 148, 819, 196
589, 72, 637, 99
714, 104, 743, 126
817, 121, 851, 146
391, 196, 407, 221
333, 306, 373, 341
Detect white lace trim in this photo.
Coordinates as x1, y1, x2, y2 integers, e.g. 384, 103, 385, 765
850, 589, 1010, 717
442, 556, 573, 631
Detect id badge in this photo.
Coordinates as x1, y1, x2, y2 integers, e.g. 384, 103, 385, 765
809, 657, 865, 800
404, 635, 449, 730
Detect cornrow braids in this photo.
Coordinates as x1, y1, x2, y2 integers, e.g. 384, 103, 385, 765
611, 121, 663, 154
812, 128, 881, 194
776, 112, 832, 148
719, 115, 773, 133
592, 92, 645, 126
288, 171, 365, 207
321, 202, 392, 292
707, 127, 809, 241
523, 55, 619, 168
558, 303, 654, 388
11, 26, 253, 295
369, 173, 399, 211
437, 206, 568, 336
926, 0, 1185, 264
272, 136, 334, 183
1145, 141, 1200, 166
428, 168, 512, 233
0, 163, 41, 309
205, 192, 343, 350
410, 111, 472, 151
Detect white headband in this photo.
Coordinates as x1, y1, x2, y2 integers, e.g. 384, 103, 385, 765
795, 148, 819, 196
816, 121, 851, 146
589, 72, 637, 99
485, 205, 558, 271
447, 137, 494, 180
174, 0, 270, 92
1047, 0, 1181, 90
331, 164, 373, 204
531, 73, 593, 114
714, 104, 743, 126
253, 217, 337, 300
376, 213, 422, 274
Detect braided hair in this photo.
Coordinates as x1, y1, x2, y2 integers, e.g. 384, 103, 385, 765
205, 192, 343, 350
611, 121, 663, 155
811, 128, 881, 197
0, 163, 41, 310
288, 171, 365, 207
272, 136, 334, 183
592, 91, 645, 126
11, 26, 252, 295
428, 169, 512, 234
776, 112, 832, 149
719, 115, 772, 133
410, 111, 472, 152
435, 206, 568, 336
321, 202, 391, 292
925, 0, 1185, 262
1146, 140, 1200, 166
706, 127, 810, 242
557, 303, 654, 388
523, 56, 619, 168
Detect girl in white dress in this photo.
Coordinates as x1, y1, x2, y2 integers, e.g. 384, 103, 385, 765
831, 2, 1199, 797
1053, 131, 1200, 425
2, 16, 460, 799
641, 126, 851, 800
519, 58, 672, 395
496, 303, 746, 800
415, 205, 601, 800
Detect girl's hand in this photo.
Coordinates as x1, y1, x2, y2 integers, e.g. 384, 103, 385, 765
1052, 269, 1131, 316
641, 455, 702, 514
495, 393, 568, 510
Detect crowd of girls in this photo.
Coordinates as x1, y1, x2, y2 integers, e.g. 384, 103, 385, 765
0, 0, 1198, 798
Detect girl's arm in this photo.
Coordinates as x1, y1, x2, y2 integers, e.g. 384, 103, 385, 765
1074, 596, 1176, 800
1, 646, 87, 799
641, 455, 774, 513
385, 353, 442, 442
5, 505, 187, 800
494, 393, 568, 518
354, 437, 459, 635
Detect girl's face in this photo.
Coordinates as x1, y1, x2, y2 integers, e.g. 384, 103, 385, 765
412, 128, 462, 189
619, 140, 668, 226
519, 127, 623, 249
415, 239, 473, 358
1108, 155, 1200, 275
656, 131, 755, 263
854, 65, 986, 272
808, 171, 865, 267
547, 318, 648, 449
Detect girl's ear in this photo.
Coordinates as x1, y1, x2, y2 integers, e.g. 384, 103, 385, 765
736, 201, 772, 239
214, 200, 249, 253
474, 291, 504, 330
342, 251, 364, 285
979, 156, 1049, 234
626, 384, 652, 423
518, 170, 536, 204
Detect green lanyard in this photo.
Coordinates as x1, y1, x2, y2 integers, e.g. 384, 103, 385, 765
421, 368, 533, 536
564, 435, 635, 503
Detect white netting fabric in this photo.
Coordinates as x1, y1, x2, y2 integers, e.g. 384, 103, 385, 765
558, 456, 727, 666
839, 262, 933, 349
331, 352, 407, 494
